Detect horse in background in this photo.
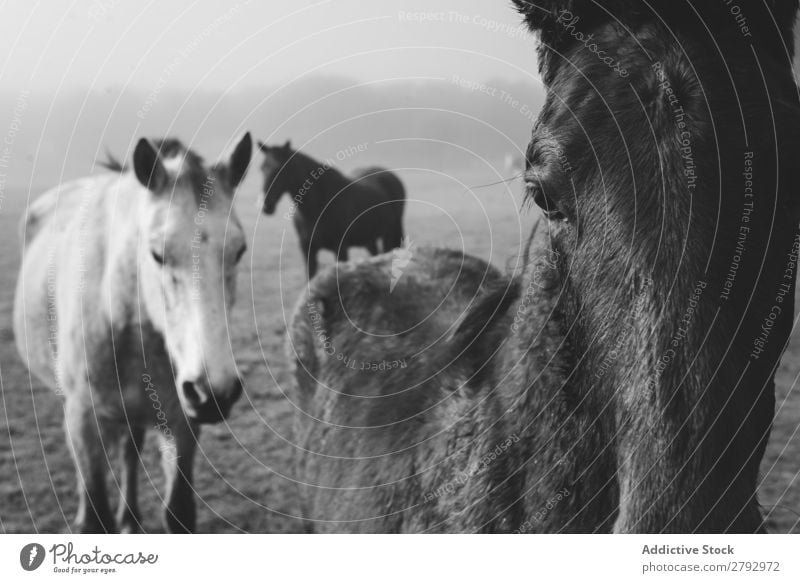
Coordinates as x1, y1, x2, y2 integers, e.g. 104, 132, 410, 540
13, 133, 253, 533
287, 0, 800, 532
258, 140, 405, 278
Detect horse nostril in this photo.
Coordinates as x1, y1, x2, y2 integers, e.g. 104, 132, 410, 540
181, 381, 208, 408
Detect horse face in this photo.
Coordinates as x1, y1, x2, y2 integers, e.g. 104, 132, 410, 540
524, 13, 800, 356
516, 1, 800, 531
258, 141, 292, 214
135, 135, 251, 424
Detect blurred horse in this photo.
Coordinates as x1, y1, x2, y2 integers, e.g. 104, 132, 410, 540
13, 134, 253, 532
258, 140, 405, 278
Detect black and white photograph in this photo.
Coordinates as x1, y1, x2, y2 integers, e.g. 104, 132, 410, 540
1, 0, 799, 580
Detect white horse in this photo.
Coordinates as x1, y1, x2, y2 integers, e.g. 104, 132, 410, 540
13, 134, 253, 533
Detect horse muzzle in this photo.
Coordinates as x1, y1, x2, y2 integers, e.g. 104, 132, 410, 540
262, 200, 276, 215
179, 377, 243, 424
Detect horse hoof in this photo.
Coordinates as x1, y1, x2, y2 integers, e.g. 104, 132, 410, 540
119, 520, 143, 534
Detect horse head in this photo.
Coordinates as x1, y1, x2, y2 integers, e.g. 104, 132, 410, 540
258, 139, 294, 215
514, 0, 800, 530
135, 133, 252, 423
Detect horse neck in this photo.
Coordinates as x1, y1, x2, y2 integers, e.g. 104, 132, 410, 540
102, 175, 156, 323
287, 153, 349, 217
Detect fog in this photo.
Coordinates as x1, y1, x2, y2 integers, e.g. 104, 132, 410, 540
0, 76, 544, 192
0, 1, 551, 192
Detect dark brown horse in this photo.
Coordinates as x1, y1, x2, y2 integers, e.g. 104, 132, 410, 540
258, 141, 405, 278
286, 1, 800, 533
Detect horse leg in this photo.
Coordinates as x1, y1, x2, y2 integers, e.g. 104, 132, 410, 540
64, 397, 116, 533
298, 234, 318, 279
116, 423, 145, 533
159, 423, 198, 533
306, 246, 319, 279
386, 219, 404, 251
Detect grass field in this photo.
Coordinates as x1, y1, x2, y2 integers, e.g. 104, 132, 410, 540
1, 168, 798, 533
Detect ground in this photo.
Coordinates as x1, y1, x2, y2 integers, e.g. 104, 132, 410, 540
1, 169, 798, 533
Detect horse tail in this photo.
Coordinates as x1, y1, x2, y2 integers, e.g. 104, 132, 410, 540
379, 170, 405, 203
352, 167, 406, 250
387, 172, 405, 249
373, 169, 405, 249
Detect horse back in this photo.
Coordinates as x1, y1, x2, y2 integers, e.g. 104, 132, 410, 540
287, 248, 522, 531
350, 166, 405, 203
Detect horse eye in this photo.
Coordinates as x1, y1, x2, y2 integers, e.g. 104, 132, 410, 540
151, 250, 165, 265
526, 181, 566, 221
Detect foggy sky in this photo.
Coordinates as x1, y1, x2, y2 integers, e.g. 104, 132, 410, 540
0, 0, 539, 93
0, 1, 544, 190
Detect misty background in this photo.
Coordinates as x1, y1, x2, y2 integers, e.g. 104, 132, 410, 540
3, 1, 798, 201
0, 0, 546, 196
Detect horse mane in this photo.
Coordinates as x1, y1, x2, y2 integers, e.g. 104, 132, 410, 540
99, 149, 125, 172
154, 138, 209, 195
513, 0, 798, 41
512, 0, 798, 81
153, 138, 205, 168
292, 149, 349, 187
99, 138, 209, 193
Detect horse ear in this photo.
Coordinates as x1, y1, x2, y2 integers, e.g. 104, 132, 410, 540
512, 0, 568, 31
257, 140, 268, 152
225, 132, 252, 189
284, 139, 292, 151
514, 0, 799, 48
133, 138, 167, 192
